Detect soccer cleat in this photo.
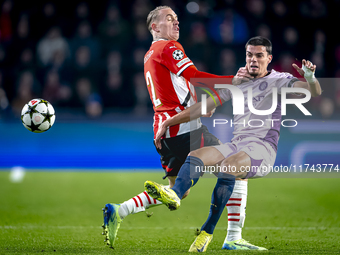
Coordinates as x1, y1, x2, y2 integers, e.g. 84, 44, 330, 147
222, 239, 268, 250
144, 180, 180, 211
102, 203, 122, 248
189, 230, 213, 252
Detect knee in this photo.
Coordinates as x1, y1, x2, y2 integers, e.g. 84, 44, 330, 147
181, 188, 190, 199
220, 156, 241, 176
221, 157, 238, 170
222, 152, 249, 169
188, 150, 199, 157
220, 154, 249, 178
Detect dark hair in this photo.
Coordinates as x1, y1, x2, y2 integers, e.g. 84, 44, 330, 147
245, 36, 272, 55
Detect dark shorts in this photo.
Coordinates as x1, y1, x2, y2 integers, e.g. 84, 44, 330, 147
154, 125, 220, 179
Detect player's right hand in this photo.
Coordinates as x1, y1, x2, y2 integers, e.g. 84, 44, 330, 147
232, 66, 253, 85
154, 122, 167, 149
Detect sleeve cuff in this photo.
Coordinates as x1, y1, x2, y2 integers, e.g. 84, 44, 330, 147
176, 63, 194, 76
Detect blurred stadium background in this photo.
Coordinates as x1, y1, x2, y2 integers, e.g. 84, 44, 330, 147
0, 0, 339, 170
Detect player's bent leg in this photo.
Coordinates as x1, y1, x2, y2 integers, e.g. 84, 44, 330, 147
168, 147, 226, 201
118, 190, 163, 220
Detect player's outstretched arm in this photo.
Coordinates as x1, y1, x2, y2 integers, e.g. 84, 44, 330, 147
154, 95, 221, 149
181, 66, 234, 84
292, 59, 322, 97
181, 66, 233, 106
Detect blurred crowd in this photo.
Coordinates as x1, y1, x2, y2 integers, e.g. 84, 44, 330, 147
0, 0, 339, 120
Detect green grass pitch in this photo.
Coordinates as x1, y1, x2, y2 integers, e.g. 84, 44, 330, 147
1, 171, 340, 254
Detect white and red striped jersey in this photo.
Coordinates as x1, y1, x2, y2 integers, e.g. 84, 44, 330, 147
144, 39, 201, 138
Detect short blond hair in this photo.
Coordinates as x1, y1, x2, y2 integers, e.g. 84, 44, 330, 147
146, 6, 171, 33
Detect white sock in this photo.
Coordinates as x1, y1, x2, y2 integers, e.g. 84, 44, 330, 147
118, 189, 164, 220
225, 180, 248, 242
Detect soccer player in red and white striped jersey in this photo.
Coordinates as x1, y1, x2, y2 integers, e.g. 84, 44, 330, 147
144, 20, 233, 139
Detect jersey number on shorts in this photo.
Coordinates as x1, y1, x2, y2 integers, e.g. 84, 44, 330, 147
146, 71, 162, 108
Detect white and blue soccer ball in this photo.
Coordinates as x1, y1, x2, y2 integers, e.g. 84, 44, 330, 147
21, 99, 56, 133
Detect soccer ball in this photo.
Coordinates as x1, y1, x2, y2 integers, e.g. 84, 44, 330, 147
21, 99, 56, 133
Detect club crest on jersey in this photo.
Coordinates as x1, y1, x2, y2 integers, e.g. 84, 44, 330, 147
172, 50, 184, 60
259, 81, 268, 91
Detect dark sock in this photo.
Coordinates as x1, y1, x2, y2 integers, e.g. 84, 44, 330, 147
171, 156, 203, 199
201, 173, 236, 234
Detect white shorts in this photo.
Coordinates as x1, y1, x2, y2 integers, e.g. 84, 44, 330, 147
213, 136, 277, 179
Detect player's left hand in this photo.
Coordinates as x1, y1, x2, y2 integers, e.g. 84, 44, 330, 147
292, 59, 316, 78
202, 108, 216, 117
154, 123, 167, 149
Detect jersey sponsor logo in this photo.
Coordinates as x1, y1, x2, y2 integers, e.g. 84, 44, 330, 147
176, 57, 190, 68
169, 46, 177, 49
144, 50, 154, 64
172, 50, 184, 60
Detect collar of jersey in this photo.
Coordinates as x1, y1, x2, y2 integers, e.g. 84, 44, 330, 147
152, 38, 169, 44
250, 70, 272, 82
